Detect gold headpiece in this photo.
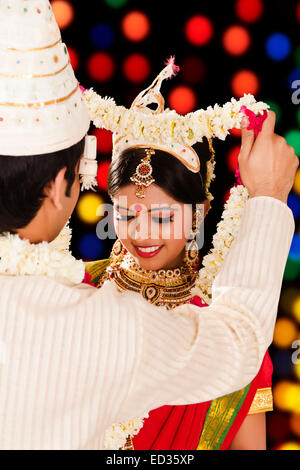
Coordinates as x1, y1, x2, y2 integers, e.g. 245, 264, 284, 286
130, 148, 156, 198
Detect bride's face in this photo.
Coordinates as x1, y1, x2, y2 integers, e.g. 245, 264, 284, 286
113, 183, 207, 271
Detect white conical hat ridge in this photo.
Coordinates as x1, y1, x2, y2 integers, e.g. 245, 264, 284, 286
0, 0, 90, 156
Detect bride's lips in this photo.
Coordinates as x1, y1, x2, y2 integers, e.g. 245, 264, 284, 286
134, 245, 164, 258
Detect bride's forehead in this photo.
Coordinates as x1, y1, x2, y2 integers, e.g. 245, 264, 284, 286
114, 183, 180, 207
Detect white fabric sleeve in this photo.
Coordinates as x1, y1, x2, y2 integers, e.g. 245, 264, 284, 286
115, 196, 295, 422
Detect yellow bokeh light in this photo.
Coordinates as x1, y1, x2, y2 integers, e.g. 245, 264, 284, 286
292, 297, 300, 323
294, 360, 300, 380
76, 193, 103, 225
277, 442, 300, 450
273, 381, 300, 412
273, 318, 298, 348
293, 169, 300, 196
280, 288, 300, 317
51, 0, 75, 30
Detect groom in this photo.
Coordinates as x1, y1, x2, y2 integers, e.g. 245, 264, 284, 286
0, 0, 298, 449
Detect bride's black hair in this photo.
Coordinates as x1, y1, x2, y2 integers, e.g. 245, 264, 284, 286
107, 140, 212, 204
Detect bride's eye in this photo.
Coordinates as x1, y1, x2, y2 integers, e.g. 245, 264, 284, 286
115, 214, 135, 222
152, 214, 174, 224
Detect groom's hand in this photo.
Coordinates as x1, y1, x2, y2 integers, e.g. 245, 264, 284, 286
239, 111, 299, 204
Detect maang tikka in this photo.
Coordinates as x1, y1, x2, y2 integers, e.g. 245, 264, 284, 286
130, 148, 156, 198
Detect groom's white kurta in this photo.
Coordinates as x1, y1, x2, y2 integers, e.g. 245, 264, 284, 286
0, 197, 295, 449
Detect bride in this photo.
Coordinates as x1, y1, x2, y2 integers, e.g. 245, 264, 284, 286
85, 59, 273, 450
86, 139, 273, 450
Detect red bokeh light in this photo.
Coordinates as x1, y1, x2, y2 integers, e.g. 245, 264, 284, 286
97, 161, 111, 192
123, 54, 151, 83
185, 15, 214, 46
168, 86, 197, 115
66, 45, 79, 71
222, 25, 251, 56
223, 188, 232, 204
122, 11, 151, 42
236, 0, 264, 23
92, 128, 113, 154
297, 2, 300, 23
181, 56, 206, 84
227, 145, 241, 173
230, 128, 242, 138
87, 53, 115, 82
231, 69, 260, 97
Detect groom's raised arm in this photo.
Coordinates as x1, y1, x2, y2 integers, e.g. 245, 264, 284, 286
115, 195, 294, 422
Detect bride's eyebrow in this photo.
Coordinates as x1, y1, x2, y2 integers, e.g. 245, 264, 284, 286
115, 205, 178, 213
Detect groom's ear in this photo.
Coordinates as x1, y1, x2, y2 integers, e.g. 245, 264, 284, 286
45, 168, 67, 211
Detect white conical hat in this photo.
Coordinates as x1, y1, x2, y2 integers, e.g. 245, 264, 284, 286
0, 0, 90, 157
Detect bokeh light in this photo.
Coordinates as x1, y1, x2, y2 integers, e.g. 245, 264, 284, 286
97, 161, 111, 192
276, 442, 300, 451
66, 45, 79, 71
284, 257, 300, 282
104, 0, 128, 7
287, 193, 300, 220
231, 70, 260, 97
297, 1, 300, 23
274, 381, 300, 413
288, 68, 300, 90
185, 15, 214, 46
289, 234, 300, 261
91, 23, 115, 49
222, 25, 251, 56
78, 233, 104, 261
51, 0, 74, 30
168, 86, 197, 115
273, 318, 298, 349
123, 54, 151, 83
235, 0, 264, 23
291, 296, 300, 323
265, 33, 292, 61
294, 169, 300, 196
285, 129, 300, 157
93, 128, 113, 155
77, 193, 104, 225
181, 57, 206, 84
87, 52, 115, 82
122, 11, 151, 42
227, 145, 240, 173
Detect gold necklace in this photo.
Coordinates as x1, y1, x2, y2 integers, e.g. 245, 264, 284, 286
98, 240, 199, 310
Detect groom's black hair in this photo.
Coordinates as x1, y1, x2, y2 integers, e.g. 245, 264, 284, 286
107, 140, 212, 205
0, 137, 85, 234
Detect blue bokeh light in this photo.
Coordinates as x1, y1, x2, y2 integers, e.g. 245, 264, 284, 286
265, 33, 291, 61
287, 193, 300, 220
289, 234, 300, 261
91, 23, 115, 49
78, 233, 104, 261
288, 68, 300, 90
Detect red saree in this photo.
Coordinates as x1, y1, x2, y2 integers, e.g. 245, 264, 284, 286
132, 295, 273, 450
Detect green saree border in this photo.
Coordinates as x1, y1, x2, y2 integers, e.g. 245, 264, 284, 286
197, 383, 251, 450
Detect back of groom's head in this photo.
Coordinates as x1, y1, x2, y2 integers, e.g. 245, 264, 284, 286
0, 138, 85, 234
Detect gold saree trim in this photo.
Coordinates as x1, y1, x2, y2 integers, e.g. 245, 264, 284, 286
248, 387, 273, 415
197, 385, 250, 450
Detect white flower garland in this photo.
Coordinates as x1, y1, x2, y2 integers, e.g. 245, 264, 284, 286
191, 184, 250, 304
0, 223, 85, 286
83, 90, 268, 146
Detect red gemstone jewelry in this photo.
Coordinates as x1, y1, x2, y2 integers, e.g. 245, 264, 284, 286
130, 148, 156, 198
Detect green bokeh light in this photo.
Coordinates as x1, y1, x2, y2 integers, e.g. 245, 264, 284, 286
285, 129, 300, 157
266, 100, 281, 124
104, 0, 128, 8
284, 257, 300, 281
